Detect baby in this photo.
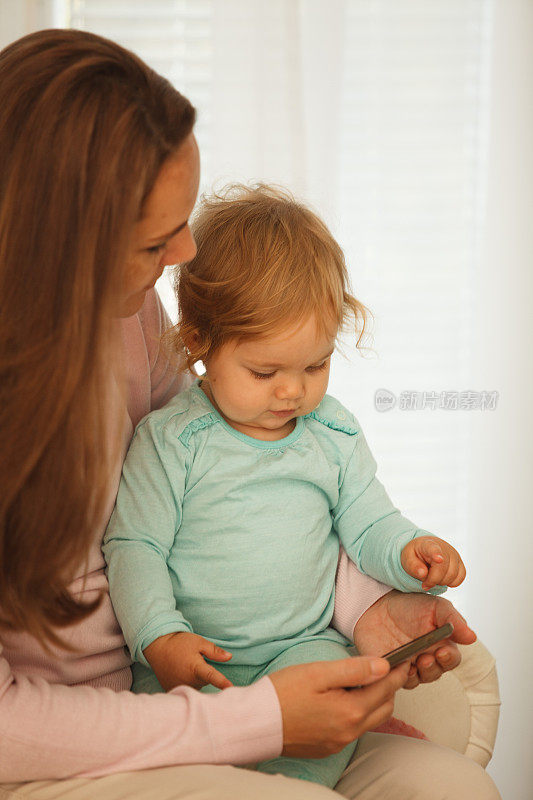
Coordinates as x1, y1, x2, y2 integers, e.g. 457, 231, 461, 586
103, 184, 465, 788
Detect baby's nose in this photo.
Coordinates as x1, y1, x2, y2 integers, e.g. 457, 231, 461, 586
275, 379, 305, 401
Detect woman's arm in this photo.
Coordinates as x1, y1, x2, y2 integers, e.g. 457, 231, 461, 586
0, 640, 412, 781
0, 642, 281, 782
332, 545, 393, 640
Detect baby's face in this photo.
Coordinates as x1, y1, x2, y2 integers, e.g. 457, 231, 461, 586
201, 314, 336, 441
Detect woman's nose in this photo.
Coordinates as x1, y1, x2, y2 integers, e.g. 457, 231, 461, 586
162, 227, 197, 267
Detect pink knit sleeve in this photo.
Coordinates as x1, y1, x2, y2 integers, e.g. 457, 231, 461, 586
332, 546, 393, 641
0, 642, 282, 781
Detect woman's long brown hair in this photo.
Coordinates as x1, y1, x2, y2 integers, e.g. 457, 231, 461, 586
0, 29, 195, 646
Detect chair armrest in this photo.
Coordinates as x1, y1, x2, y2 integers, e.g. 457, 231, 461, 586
392, 639, 501, 767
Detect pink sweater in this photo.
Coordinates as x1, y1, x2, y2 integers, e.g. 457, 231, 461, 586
0, 289, 391, 782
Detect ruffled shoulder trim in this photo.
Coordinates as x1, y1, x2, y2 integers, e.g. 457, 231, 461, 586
136, 383, 219, 448
178, 412, 219, 447
305, 395, 359, 436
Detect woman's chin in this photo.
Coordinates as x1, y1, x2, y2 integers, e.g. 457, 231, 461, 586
117, 289, 148, 318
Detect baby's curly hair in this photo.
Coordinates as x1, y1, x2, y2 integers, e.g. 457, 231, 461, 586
168, 183, 373, 374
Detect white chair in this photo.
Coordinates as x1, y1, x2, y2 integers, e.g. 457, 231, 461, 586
392, 639, 501, 767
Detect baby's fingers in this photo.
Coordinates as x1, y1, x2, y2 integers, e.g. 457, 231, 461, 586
416, 538, 445, 566
198, 638, 233, 663
421, 558, 450, 590
194, 659, 234, 690
440, 559, 467, 589
401, 544, 429, 581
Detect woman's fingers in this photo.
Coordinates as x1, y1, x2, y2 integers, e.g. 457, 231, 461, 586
351, 662, 410, 708
356, 696, 398, 734
332, 663, 410, 742
319, 661, 409, 750
434, 600, 477, 644
338, 662, 410, 732
314, 656, 391, 691
409, 638, 463, 684
433, 643, 461, 671
271, 659, 410, 758
404, 664, 420, 690
412, 653, 444, 683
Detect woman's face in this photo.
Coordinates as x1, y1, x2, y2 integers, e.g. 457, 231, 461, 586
120, 132, 200, 317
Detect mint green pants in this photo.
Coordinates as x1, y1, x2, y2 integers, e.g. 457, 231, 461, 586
210, 639, 356, 787
133, 638, 356, 789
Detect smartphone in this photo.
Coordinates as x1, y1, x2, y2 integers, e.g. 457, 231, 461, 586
382, 623, 454, 668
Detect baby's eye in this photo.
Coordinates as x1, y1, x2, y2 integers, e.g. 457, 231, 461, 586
249, 370, 276, 380
306, 361, 328, 373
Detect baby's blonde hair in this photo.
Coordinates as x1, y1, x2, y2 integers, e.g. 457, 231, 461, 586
170, 184, 372, 373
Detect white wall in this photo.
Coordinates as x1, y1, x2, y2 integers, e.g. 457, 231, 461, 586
468, 1, 533, 797
0, 0, 54, 50
1, 1, 531, 795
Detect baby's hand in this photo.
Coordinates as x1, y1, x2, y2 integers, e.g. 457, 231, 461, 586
400, 536, 466, 591
143, 631, 233, 692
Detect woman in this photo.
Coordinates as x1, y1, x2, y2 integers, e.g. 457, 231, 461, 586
0, 29, 500, 799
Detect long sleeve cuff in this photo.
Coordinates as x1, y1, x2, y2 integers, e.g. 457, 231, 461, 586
332, 547, 394, 641
360, 529, 448, 596
199, 675, 282, 765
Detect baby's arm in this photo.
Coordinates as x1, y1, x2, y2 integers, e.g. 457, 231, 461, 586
103, 417, 231, 691
332, 424, 465, 594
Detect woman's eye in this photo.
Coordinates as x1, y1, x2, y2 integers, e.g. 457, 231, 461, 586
146, 243, 166, 255
306, 361, 328, 373
250, 370, 275, 380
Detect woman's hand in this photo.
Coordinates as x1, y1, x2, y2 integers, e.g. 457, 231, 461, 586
143, 631, 233, 691
353, 590, 476, 689
269, 656, 410, 758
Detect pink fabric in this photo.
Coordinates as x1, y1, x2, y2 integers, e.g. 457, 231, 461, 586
332, 547, 393, 641
372, 716, 429, 741
331, 553, 429, 741
0, 289, 392, 781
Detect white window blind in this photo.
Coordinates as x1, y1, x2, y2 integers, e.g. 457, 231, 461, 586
63, 0, 493, 614
67, 0, 214, 175
65, 0, 214, 313
330, 1, 492, 616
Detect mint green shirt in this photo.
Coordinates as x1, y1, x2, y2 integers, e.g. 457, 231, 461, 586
103, 382, 445, 668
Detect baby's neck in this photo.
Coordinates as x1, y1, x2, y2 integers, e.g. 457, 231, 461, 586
199, 381, 296, 441
228, 417, 296, 441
